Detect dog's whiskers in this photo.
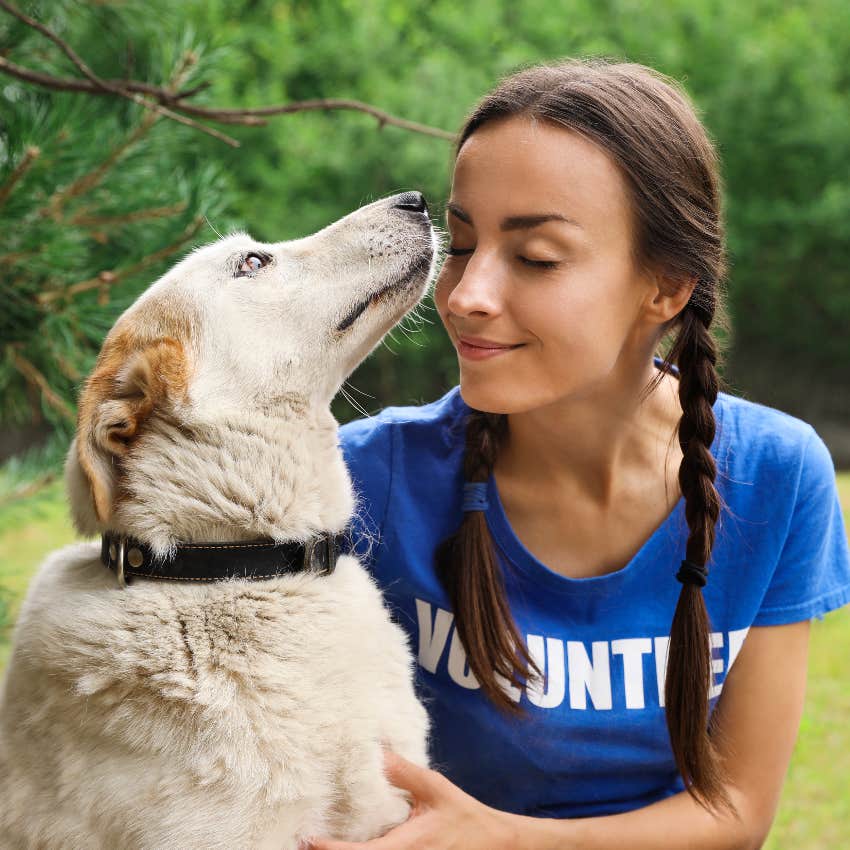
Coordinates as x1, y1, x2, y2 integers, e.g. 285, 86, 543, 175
204, 215, 224, 240
408, 301, 434, 327
338, 384, 371, 418
342, 380, 376, 401
380, 331, 400, 356
396, 320, 425, 347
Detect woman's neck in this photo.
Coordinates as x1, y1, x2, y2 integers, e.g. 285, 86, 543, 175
497, 364, 683, 509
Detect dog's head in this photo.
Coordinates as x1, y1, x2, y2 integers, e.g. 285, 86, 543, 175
66, 193, 437, 533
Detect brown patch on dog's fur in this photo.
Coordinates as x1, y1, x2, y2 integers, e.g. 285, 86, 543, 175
76, 296, 195, 522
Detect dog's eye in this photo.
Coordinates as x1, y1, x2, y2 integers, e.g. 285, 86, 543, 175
237, 253, 270, 275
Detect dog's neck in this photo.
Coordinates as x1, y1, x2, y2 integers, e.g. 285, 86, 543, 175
107, 403, 354, 558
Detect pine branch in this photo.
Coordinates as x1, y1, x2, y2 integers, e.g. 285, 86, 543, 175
0, 0, 243, 146
52, 352, 82, 382
171, 97, 457, 138
70, 201, 188, 228
39, 47, 203, 221
8, 347, 76, 422
40, 52, 211, 221
0, 3, 456, 143
0, 0, 122, 90
37, 214, 206, 304
0, 56, 209, 100
0, 250, 37, 265
39, 110, 161, 220
0, 145, 40, 209
163, 49, 200, 99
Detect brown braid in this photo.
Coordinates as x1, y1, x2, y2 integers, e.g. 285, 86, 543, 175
658, 303, 735, 815
434, 410, 542, 713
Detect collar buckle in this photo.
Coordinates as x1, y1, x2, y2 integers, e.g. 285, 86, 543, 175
101, 533, 128, 589
115, 537, 127, 588
303, 534, 338, 575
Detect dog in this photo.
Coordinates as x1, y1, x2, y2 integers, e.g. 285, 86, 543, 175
0, 192, 436, 849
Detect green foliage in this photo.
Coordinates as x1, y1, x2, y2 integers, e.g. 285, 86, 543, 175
0, 0, 232, 440
1, 0, 849, 468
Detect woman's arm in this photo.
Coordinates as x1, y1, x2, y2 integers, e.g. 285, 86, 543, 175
520, 619, 811, 850
307, 620, 810, 850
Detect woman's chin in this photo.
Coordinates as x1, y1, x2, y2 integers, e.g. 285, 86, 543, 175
458, 378, 523, 415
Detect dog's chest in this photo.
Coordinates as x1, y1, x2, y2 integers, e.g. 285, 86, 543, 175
35, 557, 391, 791
3, 548, 425, 847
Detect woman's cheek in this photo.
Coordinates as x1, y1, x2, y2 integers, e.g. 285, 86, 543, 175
433, 267, 455, 327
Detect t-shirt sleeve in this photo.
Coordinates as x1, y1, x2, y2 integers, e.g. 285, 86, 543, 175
337, 415, 394, 571
753, 428, 850, 625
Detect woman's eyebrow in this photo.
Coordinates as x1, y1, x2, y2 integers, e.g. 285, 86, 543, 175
501, 213, 582, 231
446, 202, 473, 224
446, 202, 581, 230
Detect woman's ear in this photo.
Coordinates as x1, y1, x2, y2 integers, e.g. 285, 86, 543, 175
643, 272, 698, 325
70, 334, 190, 528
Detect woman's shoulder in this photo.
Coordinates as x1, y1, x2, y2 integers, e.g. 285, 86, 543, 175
338, 387, 469, 565
715, 389, 829, 475
338, 385, 468, 451
337, 386, 468, 526
714, 392, 849, 625
714, 391, 842, 565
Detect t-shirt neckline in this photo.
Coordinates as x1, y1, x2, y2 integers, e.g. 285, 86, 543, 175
482, 366, 729, 594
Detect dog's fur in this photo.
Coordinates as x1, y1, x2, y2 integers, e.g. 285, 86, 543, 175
0, 195, 437, 848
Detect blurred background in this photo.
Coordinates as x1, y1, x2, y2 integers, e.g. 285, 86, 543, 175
1, 1, 848, 846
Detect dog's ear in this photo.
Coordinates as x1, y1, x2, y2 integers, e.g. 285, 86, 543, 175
69, 334, 190, 529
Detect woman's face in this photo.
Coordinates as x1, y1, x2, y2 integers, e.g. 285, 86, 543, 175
434, 115, 662, 414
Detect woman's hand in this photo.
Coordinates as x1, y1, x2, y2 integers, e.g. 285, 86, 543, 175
305, 750, 525, 850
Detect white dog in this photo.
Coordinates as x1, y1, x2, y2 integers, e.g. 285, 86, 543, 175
0, 193, 436, 849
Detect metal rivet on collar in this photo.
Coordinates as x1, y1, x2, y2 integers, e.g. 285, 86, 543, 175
115, 537, 127, 588
303, 538, 319, 572
109, 543, 117, 562
127, 547, 143, 568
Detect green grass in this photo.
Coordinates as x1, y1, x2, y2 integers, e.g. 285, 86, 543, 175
0, 478, 82, 669
763, 471, 850, 848
1, 474, 848, 846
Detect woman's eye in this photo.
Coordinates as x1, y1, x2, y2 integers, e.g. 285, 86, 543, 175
518, 256, 559, 269
237, 253, 270, 275
443, 245, 559, 269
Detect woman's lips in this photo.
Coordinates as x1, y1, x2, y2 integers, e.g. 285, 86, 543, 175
456, 335, 524, 360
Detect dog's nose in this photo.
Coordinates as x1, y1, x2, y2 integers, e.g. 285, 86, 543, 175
391, 191, 428, 215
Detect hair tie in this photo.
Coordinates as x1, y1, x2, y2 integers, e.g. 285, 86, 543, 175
676, 559, 709, 588
462, 482, 489, 513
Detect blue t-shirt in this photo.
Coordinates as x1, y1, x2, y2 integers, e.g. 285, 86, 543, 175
338, 376, 850, 819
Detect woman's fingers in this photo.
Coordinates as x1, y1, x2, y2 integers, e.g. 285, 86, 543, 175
381, 749, 439, 803
305, 816, 420, 850
306, 751, 440, 850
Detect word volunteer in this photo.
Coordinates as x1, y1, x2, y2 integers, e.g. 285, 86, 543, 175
415, 598, 750, 711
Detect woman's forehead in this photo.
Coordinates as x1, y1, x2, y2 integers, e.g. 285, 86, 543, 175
450, 116, 632, 237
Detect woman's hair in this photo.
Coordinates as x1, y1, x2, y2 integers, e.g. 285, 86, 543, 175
435, 58, 734, 814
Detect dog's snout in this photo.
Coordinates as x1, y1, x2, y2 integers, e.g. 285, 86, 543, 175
391, 191, 428, 216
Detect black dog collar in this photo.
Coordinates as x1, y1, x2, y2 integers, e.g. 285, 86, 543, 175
100, 531, 347, 587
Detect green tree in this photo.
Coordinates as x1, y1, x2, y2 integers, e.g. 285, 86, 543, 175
3, 0, 849, 492
0, 1, 231, 482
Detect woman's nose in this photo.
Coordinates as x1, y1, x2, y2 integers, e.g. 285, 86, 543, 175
445, 255, 503, 318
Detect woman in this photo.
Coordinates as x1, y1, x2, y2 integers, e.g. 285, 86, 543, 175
309, 59, 850, 849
